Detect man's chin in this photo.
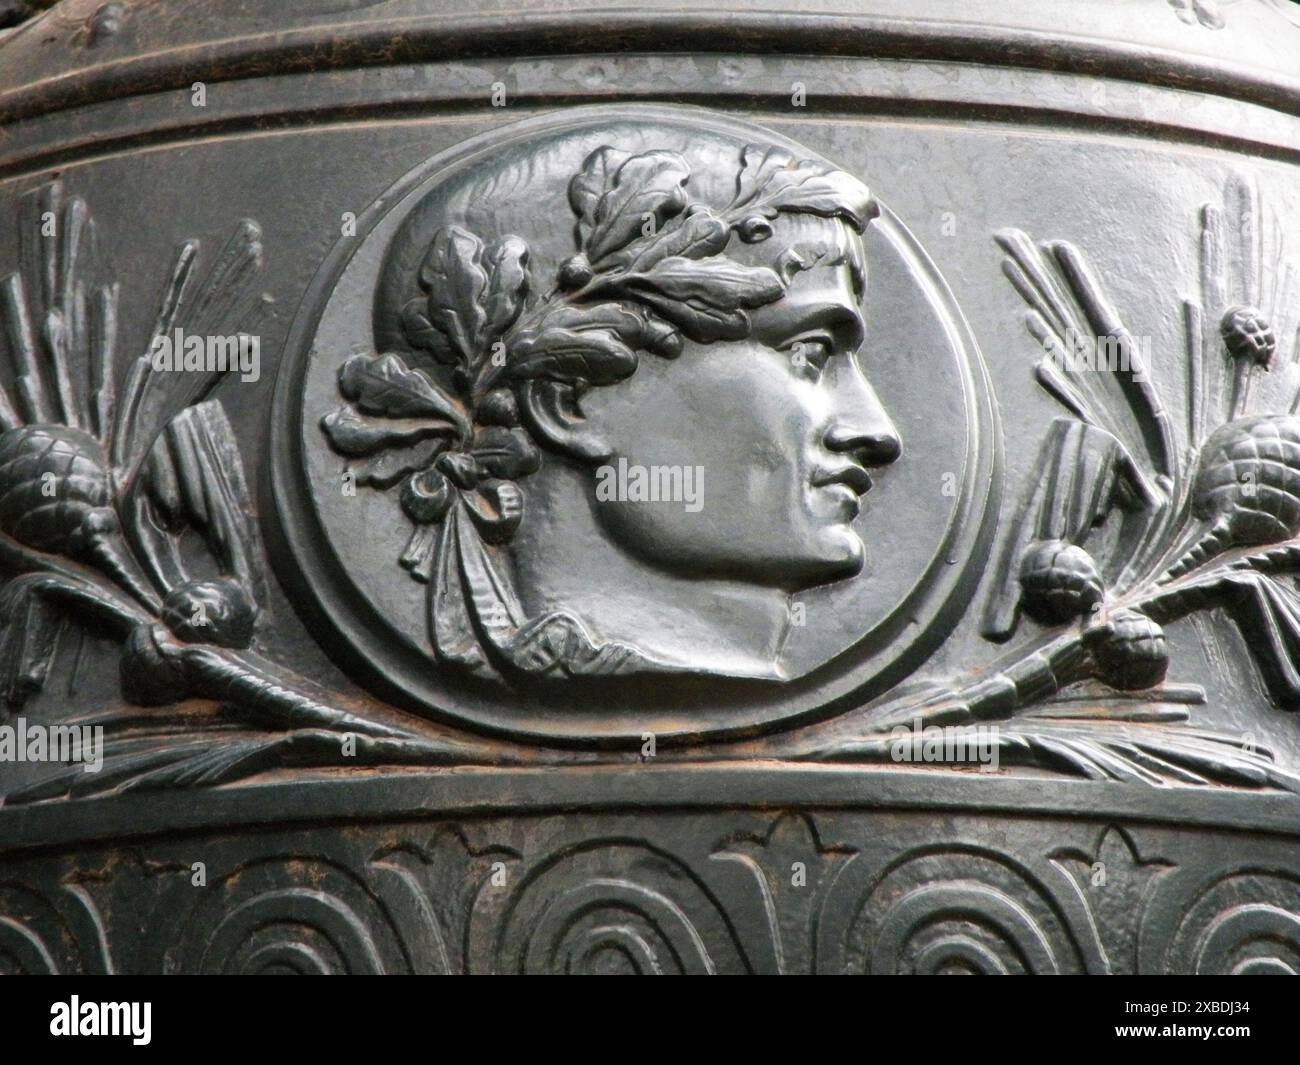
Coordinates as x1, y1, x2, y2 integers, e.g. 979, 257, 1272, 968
603, 524, 866, 589
784, 526, 865, 589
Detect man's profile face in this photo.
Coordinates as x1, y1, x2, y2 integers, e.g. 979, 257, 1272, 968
579, 216, 902, 591
305, 112, 975, 703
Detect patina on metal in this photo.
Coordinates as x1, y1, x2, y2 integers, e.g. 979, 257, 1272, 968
0, 0, 1297, 975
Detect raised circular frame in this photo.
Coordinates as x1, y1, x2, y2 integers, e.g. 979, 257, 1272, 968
268, 104, 1001, 745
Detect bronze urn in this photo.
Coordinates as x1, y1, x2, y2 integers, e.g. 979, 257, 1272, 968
0, 0, 1297, 976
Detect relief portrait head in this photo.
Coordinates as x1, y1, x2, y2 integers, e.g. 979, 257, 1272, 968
324, 116, 904, 682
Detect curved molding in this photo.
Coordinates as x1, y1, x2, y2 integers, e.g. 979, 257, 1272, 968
0, 765, 1297, 857
1, 10, 1299, 127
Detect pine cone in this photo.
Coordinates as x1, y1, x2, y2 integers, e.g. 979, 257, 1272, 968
161, 578, 257, 649
1193, 414, 1300, 545
0, 425, 114, 556
1019, 539, 1105, 623
1087, 610, 1168, 690
1221, 306, 1277, 367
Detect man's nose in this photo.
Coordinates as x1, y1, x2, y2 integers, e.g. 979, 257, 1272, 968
824, 364, 902, 467
825, 420, 901, 466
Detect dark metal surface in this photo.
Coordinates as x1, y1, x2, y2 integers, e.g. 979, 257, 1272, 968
0, 0, 1297, 974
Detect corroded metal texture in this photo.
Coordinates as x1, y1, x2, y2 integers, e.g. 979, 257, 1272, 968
0, 0, 1297, 975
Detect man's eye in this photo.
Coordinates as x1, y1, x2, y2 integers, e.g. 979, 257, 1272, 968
786, 337, 833, 376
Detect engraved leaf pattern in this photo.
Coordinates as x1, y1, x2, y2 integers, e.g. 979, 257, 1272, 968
578, 149, 690, 265
730, 145, 878, 231
624, 292, 751, 343
618, 210, 730, 273
506, 326, 639, 385
568, 146, 630, 245
338, 352, 466, 425
481, 236, 530, 341
416, 226, 489, 363
321, 352, 466, 488
614, 256, 785, 307
355, 437, 444, 490
320, 408, 447, 457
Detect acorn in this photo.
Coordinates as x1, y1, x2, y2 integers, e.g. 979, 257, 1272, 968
1086, 610, 1168, 690
401, 468, 455, 524
476, 388, 520, 428
161, 578, 257, 649
1018, 539, 1105, 624
642, 317, 683, 358
1221, 306, 1276, 368
736, 214, 774, 243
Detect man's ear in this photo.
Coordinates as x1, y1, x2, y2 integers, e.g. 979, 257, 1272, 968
517, 379, 612, 462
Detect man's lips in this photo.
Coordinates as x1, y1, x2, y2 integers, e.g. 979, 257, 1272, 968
810, 463, 874, 496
